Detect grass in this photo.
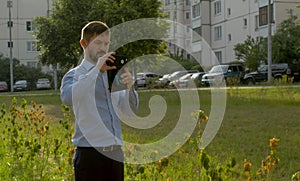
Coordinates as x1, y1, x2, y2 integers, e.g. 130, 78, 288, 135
0, 86, 299, 180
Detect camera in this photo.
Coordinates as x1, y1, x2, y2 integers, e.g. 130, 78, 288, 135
106, 55, 128, 92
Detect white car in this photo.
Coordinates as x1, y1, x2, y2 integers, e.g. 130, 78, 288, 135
135, 72, 160, 88
169, 73, 193, 88
36, 78, 51, 90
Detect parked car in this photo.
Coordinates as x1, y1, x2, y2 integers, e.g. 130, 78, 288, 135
135, 72, 161, 88
243, 63, 289, 85
0, 81, 8, 92
190, 72, 206, 87
286, 62, 300, 82
36, 78, 51, 90
202, 64, 245, 86
169, 73, 193, 88
13, 80, 30, 91
168, 70, 199, 82
155, 74, 170, 88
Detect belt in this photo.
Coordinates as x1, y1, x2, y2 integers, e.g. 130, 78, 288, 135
77, 145, 121, 152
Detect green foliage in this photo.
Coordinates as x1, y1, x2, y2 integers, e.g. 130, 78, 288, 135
169, 54, 200, 70
235, 11, 300, 71
234, 36, 266, 71
0, 53, 19, 84
34, 0, 167, 69
0, 53, 51, 89
272, 10, 300, 64
292, 171, 300, 180
0, 98, 74, 180
1, 88, 299, 180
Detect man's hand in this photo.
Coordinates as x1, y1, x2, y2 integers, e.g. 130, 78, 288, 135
96, 52, 116, 72
120, 68, 134, 89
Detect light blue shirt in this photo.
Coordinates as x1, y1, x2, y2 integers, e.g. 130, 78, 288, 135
60, 59, 138, 147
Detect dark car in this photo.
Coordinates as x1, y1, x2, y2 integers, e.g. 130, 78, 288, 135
201, 64, 245, 86
0, 81, 8, 92
287, 62, 300, 82
13, 80, 30, 91
243, 63, 289, 85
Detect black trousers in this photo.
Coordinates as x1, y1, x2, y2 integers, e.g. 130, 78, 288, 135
73, 147, 124, 181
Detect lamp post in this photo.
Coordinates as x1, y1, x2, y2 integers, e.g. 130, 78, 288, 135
267, 0, 272, 83
7, 0, 14, 92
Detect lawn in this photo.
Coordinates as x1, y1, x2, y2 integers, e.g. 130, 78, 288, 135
0, 86, 299, 180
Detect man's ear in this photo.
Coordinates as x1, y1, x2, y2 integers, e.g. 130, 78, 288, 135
80, 39, 87, 49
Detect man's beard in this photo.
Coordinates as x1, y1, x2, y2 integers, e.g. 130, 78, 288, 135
89, 50, 106, 64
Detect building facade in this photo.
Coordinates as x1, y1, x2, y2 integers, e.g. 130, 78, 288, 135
190, 0, 300, 66
258, 0, 300, 37
160, 0, 192, 59
191, 0, 260, 65
1, 0, 299, 71
0, 0, 53, 72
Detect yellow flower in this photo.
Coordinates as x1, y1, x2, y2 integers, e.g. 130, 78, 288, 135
244, 159, 252, 175
256, 169, 263, 175
269, 138, 280, 150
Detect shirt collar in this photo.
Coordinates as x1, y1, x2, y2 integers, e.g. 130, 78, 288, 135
81, 59, 95, 71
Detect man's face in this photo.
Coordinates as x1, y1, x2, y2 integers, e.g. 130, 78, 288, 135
86, 33, 110, 64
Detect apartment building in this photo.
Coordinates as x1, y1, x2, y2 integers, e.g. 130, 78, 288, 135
258, 0, 300, 37
191, 0, 300, 65
0, 0, 53, 72
160, 0, 192, 59
191, 0, 260, 65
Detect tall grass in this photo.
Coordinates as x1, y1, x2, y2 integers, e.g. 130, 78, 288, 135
0, 87, 299, 180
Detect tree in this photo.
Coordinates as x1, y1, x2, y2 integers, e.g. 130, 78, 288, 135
0, 53, 51, 89
234, 11, 300, 71
272, 10, 300, 64
234, 36, 266, 71
34, 0, 167, 69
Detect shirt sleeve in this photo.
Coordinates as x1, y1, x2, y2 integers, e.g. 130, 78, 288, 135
60, 67, 100, 106
60, 69, 75, 106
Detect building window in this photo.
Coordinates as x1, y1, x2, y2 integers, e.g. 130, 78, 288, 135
186, 39, 191, 47
167, 12, 171, 18
214, 26, 222, 41
192, 27, 201, 42
27, 61, 38, 68
228, 34, 232, 41
186, 25, 190, 33
165, 0, 170, 5
186, 12, 190, 19
186, 0, 190, 6
7, 21, 13, 27
26, 21, 35, 31
192, 3, 200, 18
243, 18, 248, 27
259, 5, 273, 26
255, 15, 259, 31
214, 1, 221, 15
227, 8, 231, 16
27, 41, 39, 52
8, 41, 13, 48
215, 51, 222, 62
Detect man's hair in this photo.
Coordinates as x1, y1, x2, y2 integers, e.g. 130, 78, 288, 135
81, 21, 110, 43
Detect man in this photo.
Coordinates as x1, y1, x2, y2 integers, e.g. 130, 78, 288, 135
60, 21, 138, 180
